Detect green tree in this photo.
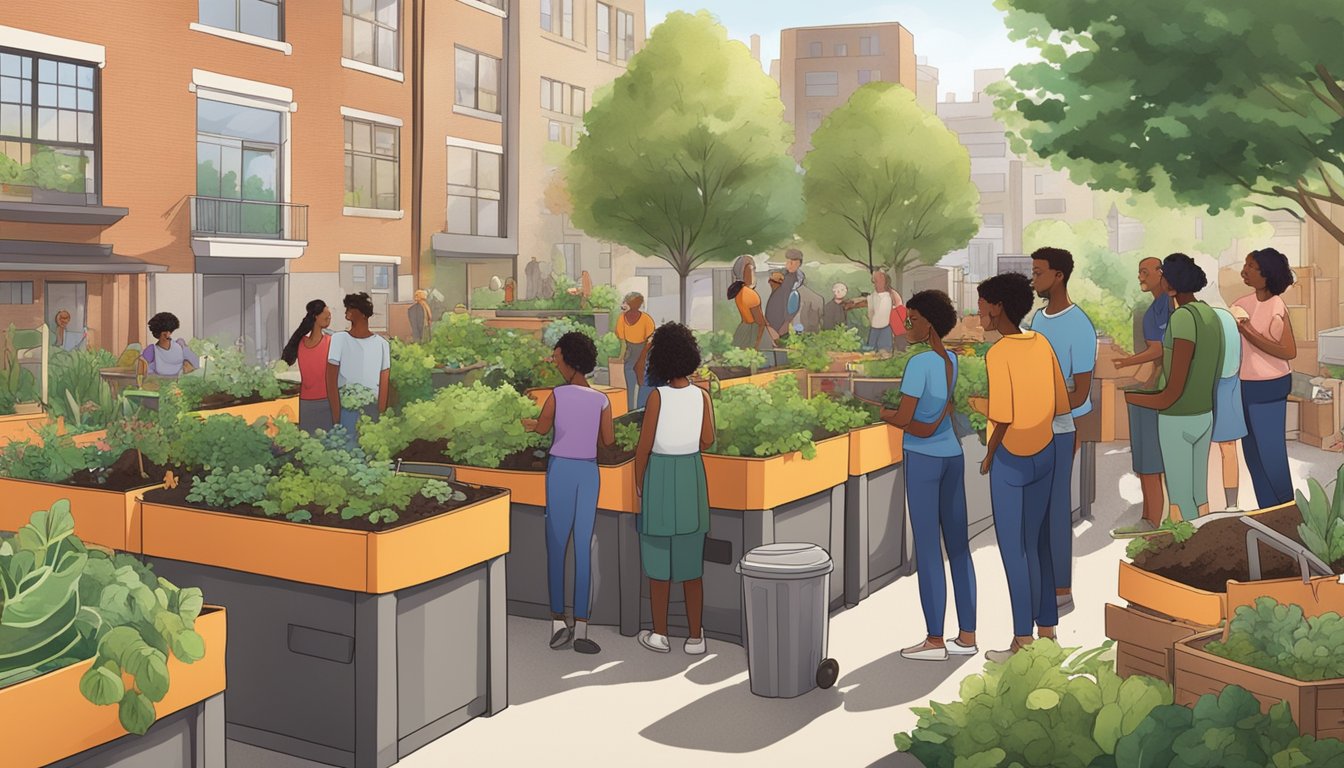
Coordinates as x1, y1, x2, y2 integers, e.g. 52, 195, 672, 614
565, 11, 803, 322
800, 83, 979, 284
994, 0, 1344, 245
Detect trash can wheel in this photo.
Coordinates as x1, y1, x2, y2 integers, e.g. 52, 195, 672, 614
816, 658, 839, 690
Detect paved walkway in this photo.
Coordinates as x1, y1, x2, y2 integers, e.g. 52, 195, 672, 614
231, 439, 1337, 767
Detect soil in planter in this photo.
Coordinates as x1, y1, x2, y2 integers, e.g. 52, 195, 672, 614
1132, 504, 1344, 592
63, 449, 173, 492
194, 382, 301, 411
397, 411, 644, 470
142, 477, 502, 532
709, 366, 752, 381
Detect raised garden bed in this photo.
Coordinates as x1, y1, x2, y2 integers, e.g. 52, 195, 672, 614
843, 421, 908, 607
1105, 602, 1208, 684
0, 411, 47, 445
139, 482, 509, 768
713, 368, 804, 391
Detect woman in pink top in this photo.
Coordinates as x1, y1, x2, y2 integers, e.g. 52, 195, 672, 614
1233, 249, 1298, 507
281, 299, 333, 434
523, 332, 615, 655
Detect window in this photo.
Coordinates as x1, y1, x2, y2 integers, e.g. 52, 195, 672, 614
555, 243, 578, 277
860, 35, 879, 56
447, 144, 502, 237
1034, 174, 1044, 195
617, 10, 634, 63
343, 0, 400, 71
344, 118, 399, 210
858, 69, 880, 85
971, 174, 1006, 193
340, 262, 395, 330
547, 119, 574, 146
596, 2, 611, 60
966, 142, 1006, 158
983, 213, 1005, 227
809, 42, 822, 57
0, 282, 33, 304
598, 247, 611, 269
541, 78, 585, 117
646, 275, 663, 297
0, 50, 100, 205
542, 0, 577, 41
834, 43, 847, 57
196, 98, 283, 235
1035, 198, 1066, 215
199, 0, 282, 41
572, 86, 586, 116
805, 71, 839, 97
474, 0, 505, 7
455, 47, 500, 114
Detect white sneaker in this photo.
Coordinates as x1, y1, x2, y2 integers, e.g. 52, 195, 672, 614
947, 639, 979, 656
638, 630, 670, 654
684, 636, 707, 655
900, 640, 949, 661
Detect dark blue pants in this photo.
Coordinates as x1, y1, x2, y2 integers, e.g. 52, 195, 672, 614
905, 451, 977, 639
545, 456, 600, 620
1043, 432, 1075, 597
1241, 375, 1293, 508
991, 442, 1057, 637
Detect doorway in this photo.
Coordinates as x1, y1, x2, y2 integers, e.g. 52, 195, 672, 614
45, 281, 87, 331
200, 275, 284, 364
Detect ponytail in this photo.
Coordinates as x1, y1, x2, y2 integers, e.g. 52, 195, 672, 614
727, 281, 744, 300
282, 300, 327, 365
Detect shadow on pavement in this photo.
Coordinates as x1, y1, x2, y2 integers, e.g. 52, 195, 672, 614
866, 752, 924, 768
639, 679, 843, 753
839, 650, 974, 713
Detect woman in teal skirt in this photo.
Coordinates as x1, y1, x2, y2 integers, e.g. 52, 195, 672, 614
634, 323, 717, 655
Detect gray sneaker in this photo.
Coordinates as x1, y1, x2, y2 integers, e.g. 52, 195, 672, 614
549, 626, 573, 650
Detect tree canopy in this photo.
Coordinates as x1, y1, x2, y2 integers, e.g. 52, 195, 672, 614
800, 83, 980, 278
994, 0, 1344, 245
565, 11, 803, 321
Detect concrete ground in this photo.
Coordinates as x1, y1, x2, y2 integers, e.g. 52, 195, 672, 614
232, 439, 1338, 768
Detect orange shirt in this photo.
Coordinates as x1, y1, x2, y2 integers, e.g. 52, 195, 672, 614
735, 286, 762, 323
987, 331, 1070, 456
616, 312, 656, 344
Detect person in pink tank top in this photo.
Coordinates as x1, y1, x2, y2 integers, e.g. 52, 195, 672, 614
281, 300, 333, 435
523, 332, 615, 655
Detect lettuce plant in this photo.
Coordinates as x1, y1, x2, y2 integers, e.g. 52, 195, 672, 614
0, 501, 208, 736
720, 347, 767, 374
711, 376, 869, 459
783, 328, 863, 372
1206, 598, 1344, 682
359, 382, 544, 468
693, 330, 735, 364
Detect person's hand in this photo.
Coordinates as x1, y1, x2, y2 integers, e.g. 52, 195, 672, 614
635, 478, 643, 498
521, 418, 538, 432
768, 327, 781, 341
980, 455, 992, 476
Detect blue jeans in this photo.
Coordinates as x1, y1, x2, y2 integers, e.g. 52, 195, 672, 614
623, 343, 650, 411
905, 452, 977, 638
545, 456, 600, 620
1043, 432, 1075, 597
866, 327, 893, 353
1242, 375, 1293, 508
991, 442, 1057, 637
338, 404, 378, 446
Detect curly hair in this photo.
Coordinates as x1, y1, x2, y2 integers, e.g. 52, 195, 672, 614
646, 323, 701, 383
977, 272, 1034, 326
906, 290, 958, 338
1031, 247, 1074, 283
147, 312, 180, 339
343, 292, 375, 318
1161, 253, 1208, 294
554, 332, 598, 375
1250, 248, 1295, 296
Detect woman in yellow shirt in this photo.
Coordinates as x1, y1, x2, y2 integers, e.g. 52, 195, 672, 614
728, 255, 777, 352
616, 292, 657, 410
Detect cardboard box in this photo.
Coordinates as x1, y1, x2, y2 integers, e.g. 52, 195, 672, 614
1301, 399, 1336, 441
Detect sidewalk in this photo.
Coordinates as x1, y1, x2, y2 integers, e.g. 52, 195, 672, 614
230, 440, 1339, 768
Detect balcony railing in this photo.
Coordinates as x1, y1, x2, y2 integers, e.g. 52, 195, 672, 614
190, 196, 308, 241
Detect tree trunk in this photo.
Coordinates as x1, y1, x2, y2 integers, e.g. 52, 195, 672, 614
678, 270, 689, 325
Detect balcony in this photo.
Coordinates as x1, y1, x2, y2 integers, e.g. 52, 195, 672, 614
189, 196, 309, 260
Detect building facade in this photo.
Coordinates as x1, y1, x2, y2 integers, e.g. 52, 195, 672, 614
778, 22, 917, 161
0, 1, 516, 360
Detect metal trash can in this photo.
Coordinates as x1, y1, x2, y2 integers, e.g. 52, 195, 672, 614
736, 543, 840, 698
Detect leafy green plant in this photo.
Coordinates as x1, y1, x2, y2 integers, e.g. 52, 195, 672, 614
470, 286, 505, 309
187, 465, 272, 509
0, 324, 39, 405
176, 340, 282, 410
783, 328, 863, 372
597, 332, 622, 362
47, 348, 118, 432
543, 316, 597, 348
710, 375, 867, 459
614, 421, 641, 452
389, 338, 438, 407
338, 383, 377, 412
720, 347, 767, 374
1113, 685, 1344, 767
1206, 598, 1344, 682
694, 330, 735, 363
170, 414, 277, 476
862, 343, 927, 379
1125, 519, 1197, 559
0, 501, 208, 736
360, 382, 545, 467
1294, 464, 1344, 567
894, 641, 1172, 768
588, 284, 621, 313
0, 425, 100, 483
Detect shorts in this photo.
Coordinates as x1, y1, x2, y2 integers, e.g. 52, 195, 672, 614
1212, 376, 1248, 443
1127, 401, 1163, 475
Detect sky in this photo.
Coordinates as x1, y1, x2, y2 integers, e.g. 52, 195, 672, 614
643, 0, 1037, 101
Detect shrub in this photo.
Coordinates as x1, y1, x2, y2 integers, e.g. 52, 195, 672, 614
1206, 598, 1344, 682
471, 286, 505, 309
389, 338, 438, 406
588, 284, 621, 313
543, 316, 597, 347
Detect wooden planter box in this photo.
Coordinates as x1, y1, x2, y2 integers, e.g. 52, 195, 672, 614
450, 462, 642, 636
190, 396, 299, 425
1175, 630, 1344, 740
140, 492, 509, 768
844, 423, 909, 607
484, 315, 548, 338
805, 372, 853, 399
0, 477, 161, 552
851, 376, 901, 404
1105, 602, 1208, 684
0, 607, 227, 768
689, 436, 849, 645
526, 385, 628, 419
0, 411, 47, 445
715, 368, 803, 391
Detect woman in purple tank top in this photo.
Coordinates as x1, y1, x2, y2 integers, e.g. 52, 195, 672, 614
523, 332, 615, 654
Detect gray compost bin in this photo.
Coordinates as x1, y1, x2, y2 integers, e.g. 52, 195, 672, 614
737, 543, 840, 698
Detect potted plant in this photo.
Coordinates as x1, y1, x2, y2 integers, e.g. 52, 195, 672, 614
137, 422, 509, 767
0, 501, 225, 768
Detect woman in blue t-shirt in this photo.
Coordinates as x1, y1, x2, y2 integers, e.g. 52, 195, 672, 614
878, 290, 978, 661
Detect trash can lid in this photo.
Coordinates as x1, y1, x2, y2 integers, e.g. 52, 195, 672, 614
736, 543, 834, 579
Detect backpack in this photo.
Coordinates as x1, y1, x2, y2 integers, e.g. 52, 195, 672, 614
889, 291, 906, 330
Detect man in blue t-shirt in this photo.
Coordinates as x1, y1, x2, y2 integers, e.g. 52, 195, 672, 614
1027, 248, 1097, 615
1112, 257, 1173, 537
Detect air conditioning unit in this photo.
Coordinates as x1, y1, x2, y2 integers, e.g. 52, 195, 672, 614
1319, 326, 1344, 366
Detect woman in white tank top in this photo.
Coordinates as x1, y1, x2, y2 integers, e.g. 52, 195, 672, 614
633, 323, 716, 656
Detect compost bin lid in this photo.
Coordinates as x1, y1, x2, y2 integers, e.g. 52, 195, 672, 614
736, 543, 834, 579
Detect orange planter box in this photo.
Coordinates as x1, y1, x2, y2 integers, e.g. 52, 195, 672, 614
0, 606, 227, 768
0, 478, 160, 552
848, 423, 904, 476
192, 396, 299, 425
526, 386, 628, 419
716, 369, 803, 391
139, 491, 509, 594
703, 435, 848, 511
0, 412, 47, 445
453, 461, 638, 514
